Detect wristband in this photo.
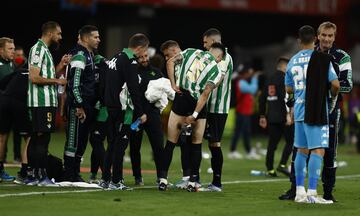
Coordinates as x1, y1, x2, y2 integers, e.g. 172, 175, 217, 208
192, 111, 199, 119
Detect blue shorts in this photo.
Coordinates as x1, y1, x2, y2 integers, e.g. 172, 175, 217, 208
294, 121, 329, 149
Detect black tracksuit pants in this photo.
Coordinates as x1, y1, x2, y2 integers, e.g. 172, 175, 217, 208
130, 108, 164, 179
64, 103, 96, 180
89, 120, 107, 175
102, 109, 130, 183
266, 123, 294, 171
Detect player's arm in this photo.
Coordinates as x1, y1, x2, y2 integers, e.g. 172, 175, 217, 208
55, 54, 71, 74
328, 62, 340, 97
68, 53, 88, 120
29, 65, 66, 86
330, 79, 340, 97
184, 82, 215, 125
124, 59, 146, 123
284, 64, 294, 95
166, 53, 182, 92
258, 78, 268, 128
70, 54, 86, 108
285, 86, 293, 94
214, 59, 229, 87
29, 46, 67, 86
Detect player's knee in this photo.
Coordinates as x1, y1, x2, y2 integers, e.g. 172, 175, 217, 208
297, 148, 309, 155
311, 148, 325, 157
209, 142, 221, 148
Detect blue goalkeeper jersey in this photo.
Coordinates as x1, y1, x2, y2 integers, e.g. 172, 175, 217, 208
285, 49, 338, 122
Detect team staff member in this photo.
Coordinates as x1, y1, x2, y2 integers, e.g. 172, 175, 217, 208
259, 57, 294, 177
0, 37, 16, 181
1, 66, 32, 184
158, 43, 225, 192
317, 22, 352, 202
279, 22, 353, 202
88, 53, 108, 183
129, 49, 164, 185
63, 25, 100, 182
27, 21, 69, 185
201, 28, 233, 192
100, 33, 148, 190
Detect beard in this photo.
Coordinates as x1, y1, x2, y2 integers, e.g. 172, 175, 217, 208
50, 39, 60, 51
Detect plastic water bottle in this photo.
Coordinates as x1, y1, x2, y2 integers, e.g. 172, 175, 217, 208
250, 170, 266, 176
130, 118, 141, 131
57, 74, 65, 94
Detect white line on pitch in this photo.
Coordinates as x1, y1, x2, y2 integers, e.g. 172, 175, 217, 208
1, 174, 359, 198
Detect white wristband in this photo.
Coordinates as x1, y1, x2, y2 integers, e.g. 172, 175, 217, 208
192, 111, 199, 119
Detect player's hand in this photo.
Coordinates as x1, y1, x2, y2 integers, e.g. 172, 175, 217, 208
61, 54, 72, 66
259, 116, 267, 128
286, 109, 294, 125
285, 113, 291, 125
184, 115, 196, 125
57, 78, 67, 86
140, 114, 147, 124
76, 107, 86, 122
172, 84, 181, 93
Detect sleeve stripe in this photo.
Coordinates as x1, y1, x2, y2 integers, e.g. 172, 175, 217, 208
339, 62, 352, 71
70, 60, 85, 70
73, 67, 83, 104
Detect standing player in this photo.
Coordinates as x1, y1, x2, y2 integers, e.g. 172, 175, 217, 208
27, 21, 69, 185
201, 28, 233, 191
88, 53, 108, 183
100, 33, 148, 190
285, 25, 339, 204
63, 25, 100, 182
158, 43, 225, 192
279, 22, 353, 201
160, 40, 192, 189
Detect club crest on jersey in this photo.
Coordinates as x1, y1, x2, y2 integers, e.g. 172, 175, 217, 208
187, 58, 205, 82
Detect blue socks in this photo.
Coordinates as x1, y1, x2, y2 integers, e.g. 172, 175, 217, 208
308, 153, 323, 190
295, 152, 308, 187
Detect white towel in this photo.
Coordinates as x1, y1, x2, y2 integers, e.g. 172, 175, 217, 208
145, 78, 175, 112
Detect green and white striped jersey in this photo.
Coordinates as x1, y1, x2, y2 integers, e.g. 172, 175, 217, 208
177, 48, 222, 100
208, 52, 233, 114
28, 39, 57, 107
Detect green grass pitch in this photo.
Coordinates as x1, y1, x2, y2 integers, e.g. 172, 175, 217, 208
1, 110, 360, 215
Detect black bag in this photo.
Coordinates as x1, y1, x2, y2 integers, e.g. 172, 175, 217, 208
46, 154, 64, 182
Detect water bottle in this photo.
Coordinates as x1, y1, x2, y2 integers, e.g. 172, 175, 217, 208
130, 118, 141, 131
250, 170, 265, 176
57, 74, 65, 94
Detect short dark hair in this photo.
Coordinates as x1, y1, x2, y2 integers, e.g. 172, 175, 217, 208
42, 21, 60, 35
79, 25, 98, 39
203, 28, 221, 38
128, 33, 149, 48
298, 25, 315, 44
277, 56, 289, 65
210, 42, 226, 56
160, 40, 179, 52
